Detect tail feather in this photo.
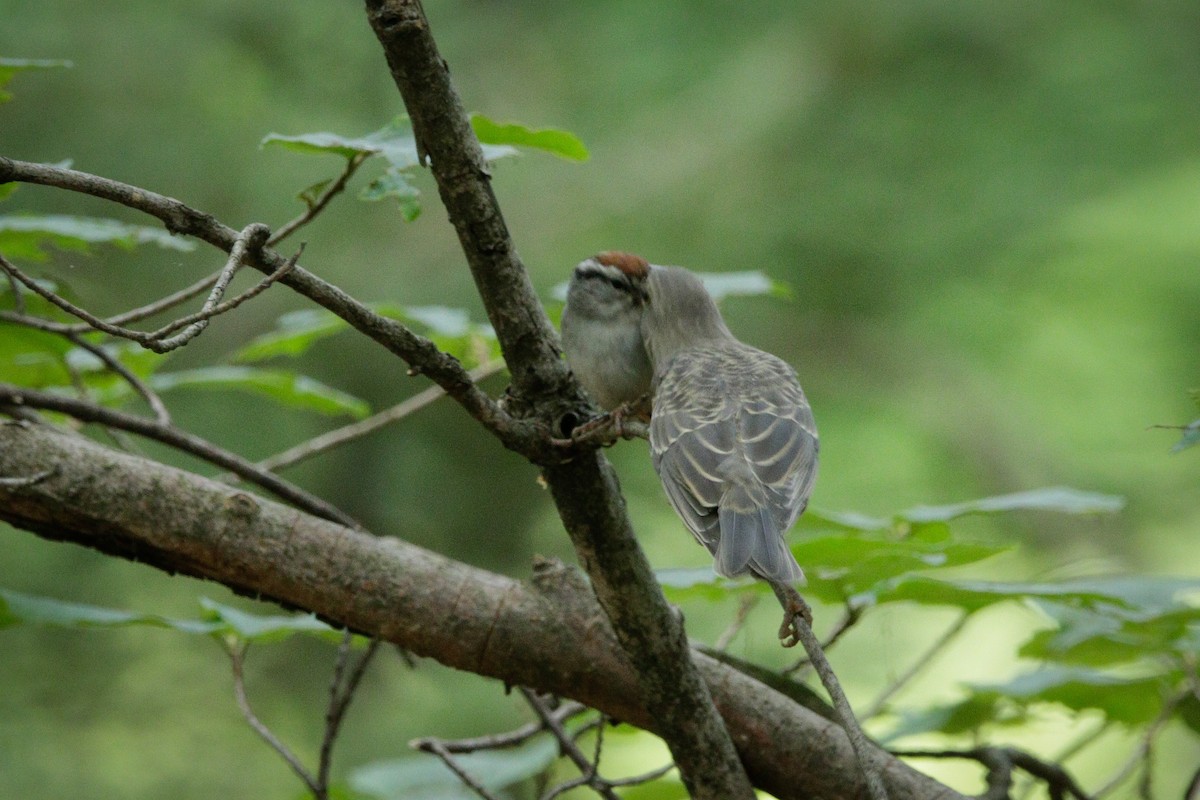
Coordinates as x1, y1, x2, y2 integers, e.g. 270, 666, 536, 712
717, 488, 805, 585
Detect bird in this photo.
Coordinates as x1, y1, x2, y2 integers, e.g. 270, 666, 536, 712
562, 252, 819, 644
560, 251, 653, 412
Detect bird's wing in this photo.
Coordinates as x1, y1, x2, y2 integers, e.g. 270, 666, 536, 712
735, 376, 819, 532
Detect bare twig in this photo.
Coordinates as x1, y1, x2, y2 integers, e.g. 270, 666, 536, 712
894, 747, 1092, 800
414, 739, 504, 800
714, 593, 760, 652
318, 634, 381, 789
787, 606, 889, 800
0, 382, 356, 527
226, 641, 322, 797
412, 702, 589, 755
0, 157, 540, 459
862, 611, 971, 718
785, 602, 864, 675
251, 359, 505, 475
270, 152, 370, 246
63, 332, 171, 424
0, 235, 294, 354
2, 265, 24, 314
1093, 690, 1185, 799
521, 688, 620, 800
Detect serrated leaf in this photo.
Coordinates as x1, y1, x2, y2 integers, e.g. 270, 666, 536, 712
470, 114, 589, 161
359, 168, 422, 221
1021, 594, 1200, 666
350, 734, 558, 800
0, 214, 195, 261
0, 57, 72, 104
898, 487, 1125, 523
148, 366, 370, 418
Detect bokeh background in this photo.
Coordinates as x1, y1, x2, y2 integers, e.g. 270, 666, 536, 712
2, 0, 1198, 797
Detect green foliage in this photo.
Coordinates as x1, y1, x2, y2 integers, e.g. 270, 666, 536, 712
348, 734, 559, 800
143, 367, 370, 419
0, 214, 194, 261
234, 304, 501, 369
0, 590, 343, 643
0, 57, 72, 105
470, 114, 590, 161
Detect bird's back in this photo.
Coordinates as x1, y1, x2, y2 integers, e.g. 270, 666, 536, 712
649, 341, 818, 581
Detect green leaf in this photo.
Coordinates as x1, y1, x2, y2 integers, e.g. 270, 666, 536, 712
1021, 596, 1200, 666
0, 589, 215, 634
264, 116, 518, 171
470, 114, 589, 161
232, 309, 350, 362
802, 527, 1010, 605
0, 323, 73, 386
359, 168, 422, 221
0, 182, 17, 202
147, 366, 370, 419
898, 486, 1125, 523
973, 666, 1168, 725
350, 734, 558, 800
657, 566, 747, 602
297, 178, 333, 208
0, 214, 194, 261
197, 598, 340, 643
883, 694, 1015, 742
0, 57, 72, 104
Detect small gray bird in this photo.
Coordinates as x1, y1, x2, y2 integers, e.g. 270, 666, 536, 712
640, 265, 818, 593
563, 252, 819, 643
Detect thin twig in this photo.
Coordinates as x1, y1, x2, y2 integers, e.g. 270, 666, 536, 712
2, 265, 24, 314
226, 642, 322, 797
0, 234, 296, 354
148, 223, 271, 347
415, 739, 504, 800
270, 152, 369, 246
861, 611, 970, 718
714, 593, 760, 651
1093, 690, 1186, 798
0, 382, 357, 527
250, 360, 505, 475
318, 634, 381, 790
63, 332, 171, 424
411, 701, 588, 754
789, 613, 889, 800
521, 688, 620, 800
894, 747, 1092, 800
785, 602, 864, 675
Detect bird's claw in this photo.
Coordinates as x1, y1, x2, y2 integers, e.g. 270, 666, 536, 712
776, 591, 813, 649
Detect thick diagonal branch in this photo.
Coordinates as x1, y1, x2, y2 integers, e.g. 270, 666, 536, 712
361, 3, 756, 796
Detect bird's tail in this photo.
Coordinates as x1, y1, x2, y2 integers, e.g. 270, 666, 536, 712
716, 486, 805, 585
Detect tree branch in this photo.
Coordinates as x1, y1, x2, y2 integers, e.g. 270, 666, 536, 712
0, 156, 543, 459
361, 3, 763, 797
0, 420, 964, 800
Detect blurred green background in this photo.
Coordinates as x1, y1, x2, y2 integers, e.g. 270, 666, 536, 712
2, 0, 1198, 797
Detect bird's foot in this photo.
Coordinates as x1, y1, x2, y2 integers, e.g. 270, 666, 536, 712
771, 582, 813, 648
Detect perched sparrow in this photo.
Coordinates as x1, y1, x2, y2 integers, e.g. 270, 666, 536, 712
562, 251, 819, 644
641, 262, 819, 644
561, 251, 653, 411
